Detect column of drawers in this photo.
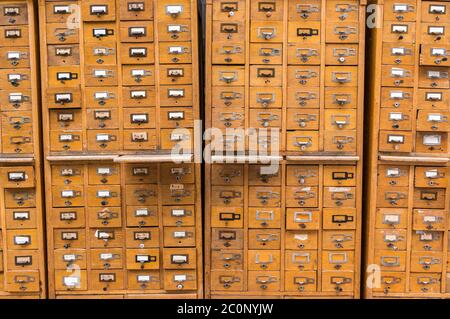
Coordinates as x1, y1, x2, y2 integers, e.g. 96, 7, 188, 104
206, 161, 360, 298
47, 161, 202, 298
0, 0, 46, 299
39, 0, 203, 298
365, 0, 450, 298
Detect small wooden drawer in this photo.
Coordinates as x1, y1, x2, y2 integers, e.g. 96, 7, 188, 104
91, 248, 124, 270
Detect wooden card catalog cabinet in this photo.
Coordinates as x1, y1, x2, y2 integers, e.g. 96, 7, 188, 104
205, 160, 362, 298
45, 161, 203, 299
365, 0, 450, 299
39, 0, 200, 154
205, 0, 366, 155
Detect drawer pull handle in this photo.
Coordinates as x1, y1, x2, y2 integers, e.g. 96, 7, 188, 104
294, 211, 312, 225
256, 233, 278, 243
60, 211, 77, 222
258, 2, 276, 14
5, 29, 21, 38
296, 48, 318, 62
256, 191, 279, 205
128, 2, 145, 12
293, 137, 313, 150
219, 212, 241, 221
53, 5, 71, 14
332, 215, 354, 224
428, 5, 445, 14
331, 115, 351, 128
219, 169, 241, 183
296, 28, 319, 38
220, 23, 238, 34
90, 5, 108, 16
330, 276, 352, 292
221, 2, 238, 14
417, 276, 438, 286
332, 72, 352, 84
334, 26, 357, 40
93, 28, 114, 38
219, 190, 241, 204
294, 277, 315, 290
333, 136, 354, 149
257, 112, 278, 127
256, 92, 275, 107
330, 234, 353, 248
294, 169, 316, 185
294, 113, 316, 127
296, 4, 319, 19
219, 71, 237, 83
419, 257, 440, 270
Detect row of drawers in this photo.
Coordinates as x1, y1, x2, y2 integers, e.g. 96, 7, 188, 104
44, 0, 192, 22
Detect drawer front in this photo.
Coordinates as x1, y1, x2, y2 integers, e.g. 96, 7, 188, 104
0, 47, 30, 68
50, 207, 86, 229
54, 229, 86, 249
126, 206, 159, 227
285, 270, 317, 293
248, 271, 280, 292
126, 249, 159, 270
54, 249, 87, 270
162, 205, 195, 227
285, 186, 318, 208
125, 184, 158, 206
211, 228, 244, 250
5, 271, 39, 293
0, 25, 29, 46
288, 44, 321, 65
322, 251, 355, 271
122, 86, 156, 107
248, 229, 281, 250
163, 227, 196, 247
163, 248, 196, 269
286, 109, 319, 130
375, 208, 408, 229
4, 188, 36, 208
124, 164, 157, 184
248, 250, 281, 271
55, 269, 88, 291
374, 229, 407, 251
90, 228, 124, 248
5, 207, 37, 229
89, 270, 124, 291
0, 3, 28, 25
211, 250, 243, 271
81, 0, 116, 22
87, 130, 121, 152
88, 206, 122, 228
250, 21, 284, 43
288, 21, 320, 44
163, 269, 197, 291
285, 250, 317, 271
286, 208, 320, 230
85, 43, 117, 65
322, 230, 356, 250
211, 164, 244, 186
286, 165, 319, 186
84, 22, 116, 43
127, 270, 161, 291
326, 22, 359, 43
210, 270, 243, 292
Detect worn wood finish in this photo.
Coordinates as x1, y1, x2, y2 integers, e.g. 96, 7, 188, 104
364, 0, 450, 299
204, 0, 366, 156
